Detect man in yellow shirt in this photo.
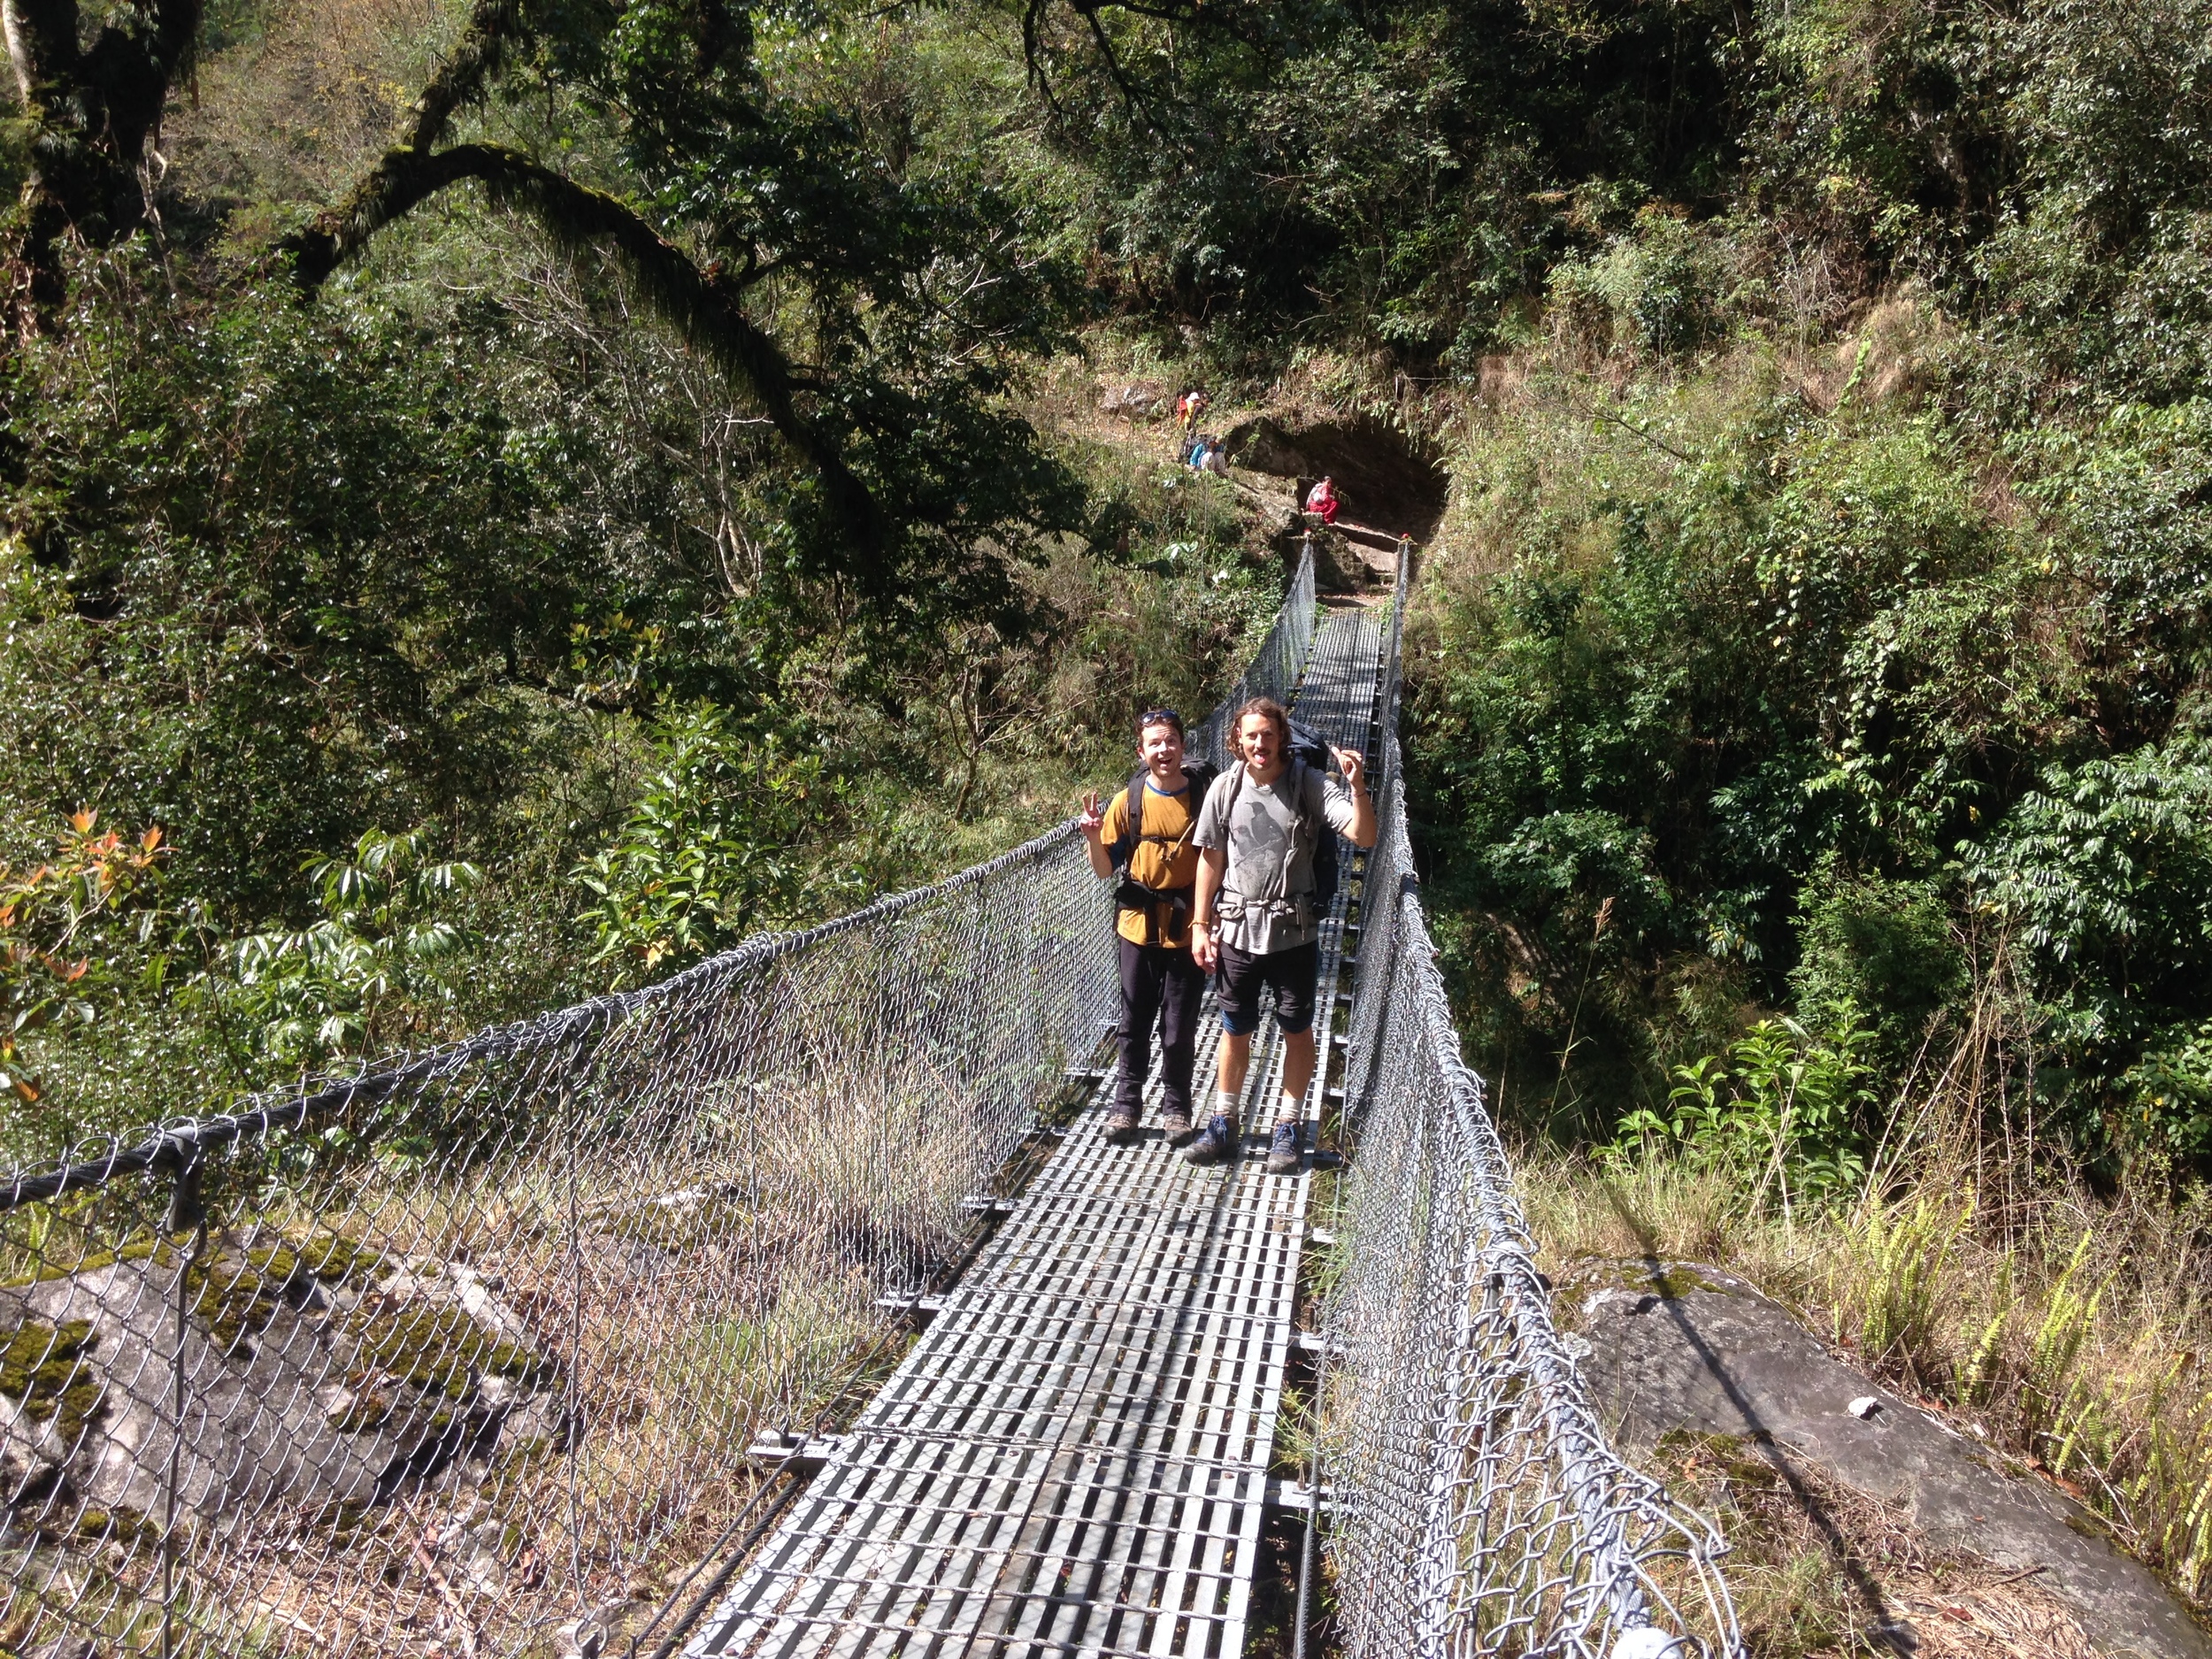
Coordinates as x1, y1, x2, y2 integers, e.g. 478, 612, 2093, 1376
1078, 709, 1216, 1146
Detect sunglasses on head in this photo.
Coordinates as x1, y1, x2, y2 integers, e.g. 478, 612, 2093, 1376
1139, 709, 1180, 728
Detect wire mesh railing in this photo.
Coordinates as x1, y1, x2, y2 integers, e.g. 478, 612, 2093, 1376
0, 554, 1317, 1659
1317, 547, 1742, 1658
1189, 543, 1316, 770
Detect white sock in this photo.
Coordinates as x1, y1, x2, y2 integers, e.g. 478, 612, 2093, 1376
1217, 1089, 1240, 1118
1278, 1090, 1302, 1126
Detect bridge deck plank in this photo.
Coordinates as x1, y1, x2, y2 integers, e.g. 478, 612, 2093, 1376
688, 608, 1385, 1659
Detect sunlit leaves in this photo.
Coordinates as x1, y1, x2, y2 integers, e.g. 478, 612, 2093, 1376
572, 702, 860, 985
0, 810, 169, 1104
227, 828, 484, 1072
1965, 740, 2212, 1049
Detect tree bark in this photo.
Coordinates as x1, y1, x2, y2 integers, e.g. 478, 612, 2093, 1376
4, 0, 202, 333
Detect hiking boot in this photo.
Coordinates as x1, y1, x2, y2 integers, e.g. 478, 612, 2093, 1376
1161, 1103, 1195, 1146
1264, 1121, 1304, 1175
1183, 1110, 1240, 1166
1104, 1102, 1141, 1145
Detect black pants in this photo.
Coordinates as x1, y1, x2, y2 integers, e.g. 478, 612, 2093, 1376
1116, 937, 1206, 1118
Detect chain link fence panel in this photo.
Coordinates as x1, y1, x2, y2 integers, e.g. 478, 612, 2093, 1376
1189, 545, 1315, 770
1317, 548, 1742, 1659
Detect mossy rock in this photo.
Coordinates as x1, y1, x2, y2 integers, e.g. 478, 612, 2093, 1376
1640, 1263, 1730, 1300
337, 1300, 558, 1421
496, 1433, 556, 1470
70, 1504, 162, 1549
186, 1231, 388, 1358
330, 1388, 399, 1434
0, 1317, 104, 1448
1, 1235, 164, 1288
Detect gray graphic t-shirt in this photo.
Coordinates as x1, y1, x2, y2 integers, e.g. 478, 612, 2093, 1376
1194, 761, 1356, 956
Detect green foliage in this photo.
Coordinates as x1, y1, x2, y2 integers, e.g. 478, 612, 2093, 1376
228, 829, 483, 1072
1974, 0, 2212, 411
1789, 861, 1962, 1065
0, 265, 591, 922
1020, 0, 1748, 360
573, 704, 855, 983
2019, 1232, 2118, 1475
0, 812, 167, 1105
1848, 1197, 1969, 1389
1965, 741, 2212, 1057
1407, 153, 2212, 1163
1550, 211, 1732, 359
1408, 375, 2013, 1117
2122, 1022, 2212, 1161
1609, 1017, 1875, 1206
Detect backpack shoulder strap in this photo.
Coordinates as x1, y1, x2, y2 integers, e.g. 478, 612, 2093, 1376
1294, 756, 1321, 850
1110, 771, 1148, 870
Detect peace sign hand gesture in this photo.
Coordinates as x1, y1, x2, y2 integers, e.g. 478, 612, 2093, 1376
1078, 790, 1107, 841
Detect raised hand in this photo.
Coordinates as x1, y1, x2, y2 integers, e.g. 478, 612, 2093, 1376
1078, 789, 1107, 839
1333, 747, 1367, 793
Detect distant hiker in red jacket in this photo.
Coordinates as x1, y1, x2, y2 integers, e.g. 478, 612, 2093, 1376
1304, 475, 1340, 526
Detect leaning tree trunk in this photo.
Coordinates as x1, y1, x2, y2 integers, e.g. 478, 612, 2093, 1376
3, 0, 201, 334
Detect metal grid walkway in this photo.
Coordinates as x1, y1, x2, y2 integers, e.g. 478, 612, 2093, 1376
687, 607, 1386, 1659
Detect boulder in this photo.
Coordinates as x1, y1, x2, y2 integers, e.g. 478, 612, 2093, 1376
1570, 1261, 2212, 1659
0, 1230, 565, 1537
1098, 380, 1169, 419
1, 1386, 70, 1494
1224, 415, 1312, 478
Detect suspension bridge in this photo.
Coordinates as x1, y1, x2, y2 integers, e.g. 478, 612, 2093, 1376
0, 544, 1740, 1659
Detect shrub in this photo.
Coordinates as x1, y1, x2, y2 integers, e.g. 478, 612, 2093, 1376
1790, 860, 1963, 1067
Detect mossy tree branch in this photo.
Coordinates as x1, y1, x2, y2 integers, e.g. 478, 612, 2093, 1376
282, 142, 888, 573
399, 0, 530, 153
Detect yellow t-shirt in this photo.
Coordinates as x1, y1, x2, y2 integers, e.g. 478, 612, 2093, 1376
1100, 779, 1203, 948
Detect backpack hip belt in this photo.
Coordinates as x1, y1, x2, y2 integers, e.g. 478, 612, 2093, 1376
1116, 877, 1196, 911
1217, 892, 1317, 932
1117, 879, 1195, 946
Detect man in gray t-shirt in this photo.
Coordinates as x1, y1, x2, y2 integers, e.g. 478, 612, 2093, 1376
1189, 696, 1376, 1172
